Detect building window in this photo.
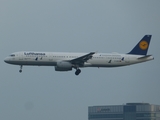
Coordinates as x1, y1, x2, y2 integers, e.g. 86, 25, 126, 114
124, 106, 136, 112
89, 114, 123, 119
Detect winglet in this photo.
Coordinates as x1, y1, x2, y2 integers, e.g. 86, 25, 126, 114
128, 35, 152, 55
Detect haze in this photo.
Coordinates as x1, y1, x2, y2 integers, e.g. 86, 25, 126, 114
1, 1, 160, 120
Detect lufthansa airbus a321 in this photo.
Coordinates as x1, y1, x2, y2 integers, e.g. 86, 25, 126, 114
4, 35, 154, 75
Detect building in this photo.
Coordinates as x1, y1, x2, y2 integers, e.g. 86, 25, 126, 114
88, 103, 160, 120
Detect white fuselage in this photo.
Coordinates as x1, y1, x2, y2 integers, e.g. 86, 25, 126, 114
4, 35, 154, 75
4, 51, 154, 67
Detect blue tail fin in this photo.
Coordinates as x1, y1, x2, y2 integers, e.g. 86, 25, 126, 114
128, 35, 152, 55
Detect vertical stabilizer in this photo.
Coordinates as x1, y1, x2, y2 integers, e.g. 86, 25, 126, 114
128, 35, 152, 55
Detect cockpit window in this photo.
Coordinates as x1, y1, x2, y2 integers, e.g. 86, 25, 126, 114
10, 54, 15, 57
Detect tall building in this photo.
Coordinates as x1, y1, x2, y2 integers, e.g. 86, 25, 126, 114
88, 103, 160, 120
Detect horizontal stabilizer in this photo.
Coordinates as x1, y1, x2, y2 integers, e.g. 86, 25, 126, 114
138, 55, 152, 59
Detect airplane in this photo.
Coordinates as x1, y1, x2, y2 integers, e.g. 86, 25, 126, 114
4, 35, 154, 75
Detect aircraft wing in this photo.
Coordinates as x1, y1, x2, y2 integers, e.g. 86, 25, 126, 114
70, 52, 95, 65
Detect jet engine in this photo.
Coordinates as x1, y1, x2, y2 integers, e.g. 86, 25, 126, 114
55, 61, 72, 71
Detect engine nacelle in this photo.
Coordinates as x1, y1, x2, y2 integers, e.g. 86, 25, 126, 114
55, 61, 72, 71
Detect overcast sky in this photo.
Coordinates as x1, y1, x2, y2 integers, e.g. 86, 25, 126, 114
1, 0, 160, 120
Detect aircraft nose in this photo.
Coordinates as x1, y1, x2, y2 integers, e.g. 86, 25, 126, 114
4, 57, 10, 63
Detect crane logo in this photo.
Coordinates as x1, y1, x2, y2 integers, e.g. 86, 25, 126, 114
139, 41, 148, 50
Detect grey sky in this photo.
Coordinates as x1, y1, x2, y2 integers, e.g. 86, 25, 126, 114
1, 0, 160, 120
